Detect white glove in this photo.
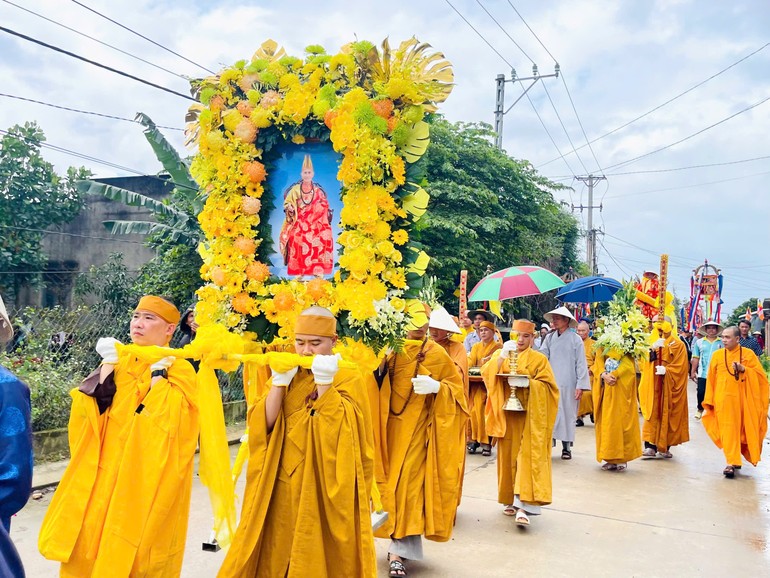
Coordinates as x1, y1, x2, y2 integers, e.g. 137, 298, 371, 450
501, 340, 517, 356
150, 356, 175, 372
96, 337, 122, 364
311, 354, 340, 385
651, 338, 665, 350
411, 374, 440, 395
655, 365, 666, 376
271, 366, 298, 387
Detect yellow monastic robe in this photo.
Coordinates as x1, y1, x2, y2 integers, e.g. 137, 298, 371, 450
702, 347, 769, 466
578, 337, 596, 417
39, 354, 198, 578
592, 354, 642, 464
370, 341, 468, 542
639, 334, 690, 451
468, 339, 502, 444
218, 368, 376, 578
483, 348, 559, 506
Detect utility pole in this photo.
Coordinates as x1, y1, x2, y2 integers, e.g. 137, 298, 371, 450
573, 175, 606, 275
494, 63, 560, 149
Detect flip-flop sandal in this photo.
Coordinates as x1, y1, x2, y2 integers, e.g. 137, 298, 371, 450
616, 463, 627, 472
658, 451, 673, 459
601, 463, 617, 471
515, 510, 530, 526
389, 558, 407, 577
723, 465, 735, 478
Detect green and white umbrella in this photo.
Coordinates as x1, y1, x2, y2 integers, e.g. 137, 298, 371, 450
468, 266, 565, 301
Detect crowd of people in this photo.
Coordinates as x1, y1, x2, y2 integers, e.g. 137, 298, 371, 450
0, 289, 766, 577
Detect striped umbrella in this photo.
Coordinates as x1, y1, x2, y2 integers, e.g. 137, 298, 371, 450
468, 266, 565, 301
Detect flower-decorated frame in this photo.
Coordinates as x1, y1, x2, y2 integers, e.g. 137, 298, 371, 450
187, 39, 453, 352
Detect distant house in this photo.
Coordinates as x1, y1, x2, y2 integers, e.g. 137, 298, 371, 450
19, 175, 173, 308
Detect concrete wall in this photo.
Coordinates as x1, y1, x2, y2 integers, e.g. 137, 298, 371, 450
25, 175, 173, 308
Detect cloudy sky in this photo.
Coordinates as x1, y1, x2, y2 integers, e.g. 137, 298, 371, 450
1, 0, 768, 317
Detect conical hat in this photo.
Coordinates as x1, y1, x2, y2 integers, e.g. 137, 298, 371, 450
543, 306, 578, 328
0, 295, 13, 344
429, 306, 461, 333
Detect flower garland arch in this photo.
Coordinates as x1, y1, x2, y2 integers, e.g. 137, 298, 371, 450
186, 39, 453, 354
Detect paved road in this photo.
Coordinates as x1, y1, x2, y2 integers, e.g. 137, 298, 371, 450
12, 380, 770, 576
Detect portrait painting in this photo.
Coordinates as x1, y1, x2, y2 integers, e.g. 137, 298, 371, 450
266, 142, 343, 278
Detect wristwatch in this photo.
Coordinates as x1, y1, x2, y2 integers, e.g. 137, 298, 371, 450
151, 369, 168, 379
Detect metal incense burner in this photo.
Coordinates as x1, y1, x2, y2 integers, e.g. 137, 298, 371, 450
498, 349, 528, 411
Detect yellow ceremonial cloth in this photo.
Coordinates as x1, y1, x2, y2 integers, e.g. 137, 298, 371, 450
702, 347, 769, 466
468, 340, 502, 443
592, 354, 642, 464
578, 337, 596, 417
640, 335, 690, 452
483, 348, 559, 506
218, 368, 376, 577
39, 354, 198, 577
369, 341, 468, 542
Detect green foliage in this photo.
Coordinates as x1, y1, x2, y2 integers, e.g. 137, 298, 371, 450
0, 122, 91, 301
726, 298, 759, 327
74, 253, 139, 329
133, 244, 201, 310
418, 118, 581, 313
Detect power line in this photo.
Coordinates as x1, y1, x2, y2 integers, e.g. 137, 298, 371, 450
69, 0, 215, 74
548, 154, 770, 178
540, 82, 589, 173
1, 0, 189, 81
523, 92, 576, 175
603, 169, 770, 199
0, 128, 198, 192
560, 72, 605, 174
475, 0, 534, 64
0, 224, 146, 244
506, 0, 557, 62
601, 91, 770, 172
443, 0, 514, 69
0, 25, 195, 102
0, 93, 184, 131
536, 42, 770, 169
597, 237, 633, 278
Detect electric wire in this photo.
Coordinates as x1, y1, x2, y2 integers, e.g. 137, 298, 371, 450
536, 42, 770, 169
69, 0, 215, 74
475, 0, 534, 64
541, 82, 589, 173
523, 92, 576, 175
1, 0, 189, 80
560, 72, 605, 174
0, 25, 196, 102
0, 224, 146, 245
505, 0, 557, 62
0, 93, 184, 131
443, 0, 515, 69
601, 92, 770, 172
603, 169, 770, 200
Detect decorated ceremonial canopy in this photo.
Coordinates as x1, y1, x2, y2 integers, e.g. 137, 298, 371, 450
186, 39, 453, 352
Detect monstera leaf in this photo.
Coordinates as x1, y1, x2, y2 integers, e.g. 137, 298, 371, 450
251, 39, 287, 63
399, 121, 430, 164
401, 182, 430, 221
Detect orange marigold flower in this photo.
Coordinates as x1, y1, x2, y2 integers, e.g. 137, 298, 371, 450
234, 119, 257, 143
261, 90, 282, 109
244, 161, 266, 183
236, 100, 255, 117
234, 236, 257, 255
209, 94, 225, 112
232, 292, 254, 314
211, 267, 227, 286
324, 109, 338, 130
306, 277, 329, 301
238, 73, 260, 93
273, 290, 296, 312
245, 261, 270, 282
373, 99, 394, 119
387, 116, 399, 133
241, 195, 262, 215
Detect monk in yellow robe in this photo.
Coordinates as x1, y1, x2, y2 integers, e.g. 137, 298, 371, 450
576, 320, 596, 425
218, 307, 376, 577
593, 351, 642, 471
483, 320, 559, 527
639, 315, 690, 458
702, 325, 769, 478
370, 305, 468, 578
39, 296, 198, 577
467, 321, 502, 456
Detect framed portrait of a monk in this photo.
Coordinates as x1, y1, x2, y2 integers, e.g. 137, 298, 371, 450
266, 142, 342, 278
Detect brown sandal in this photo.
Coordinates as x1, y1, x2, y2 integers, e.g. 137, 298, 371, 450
723, 465, 735, 478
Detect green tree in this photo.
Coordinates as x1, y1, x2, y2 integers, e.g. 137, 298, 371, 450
726, 298, 759, 327
0, 122, 90, 303
418, 118, 581, 314
77, 114, 204, 309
